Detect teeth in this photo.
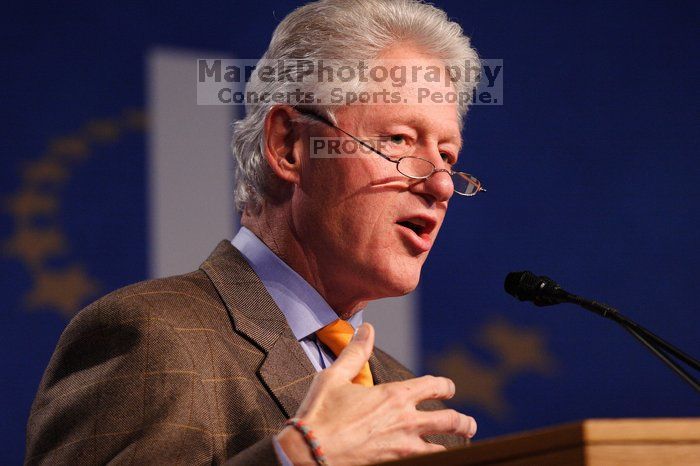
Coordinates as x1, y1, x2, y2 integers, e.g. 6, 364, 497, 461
410, 218, 426, 228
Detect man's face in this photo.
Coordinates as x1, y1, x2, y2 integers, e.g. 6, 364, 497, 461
291, 47, 462, 310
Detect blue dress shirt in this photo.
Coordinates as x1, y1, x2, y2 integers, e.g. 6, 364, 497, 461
232, 227, 364, 464
232, 226, 364, 370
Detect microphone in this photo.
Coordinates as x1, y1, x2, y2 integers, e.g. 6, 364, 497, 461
504, 271, 570, 306
504, 270, 700, 393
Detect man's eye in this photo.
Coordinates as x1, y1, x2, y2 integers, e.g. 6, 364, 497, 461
389, 135, 406, 145
440, 152, 454, 164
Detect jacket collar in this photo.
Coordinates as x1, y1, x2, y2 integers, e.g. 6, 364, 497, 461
200, 240, 315, 418
200, 240, 403, 416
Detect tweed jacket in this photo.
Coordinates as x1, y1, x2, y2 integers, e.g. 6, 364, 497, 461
25, 241, 465, 465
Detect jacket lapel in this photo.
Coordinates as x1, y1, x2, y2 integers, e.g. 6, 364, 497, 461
200, 240, 315, 418
370, 353, 394, 385
370, 349, 411, 385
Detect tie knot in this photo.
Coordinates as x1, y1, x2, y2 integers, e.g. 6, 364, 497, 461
315, 319, 355, 357
315, 319, 374, 387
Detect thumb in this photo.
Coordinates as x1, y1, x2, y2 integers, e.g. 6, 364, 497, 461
330, 323, 374, 382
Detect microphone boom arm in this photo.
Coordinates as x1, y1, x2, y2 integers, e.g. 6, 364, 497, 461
566, 292, 700, 372
505, 271, 700, 394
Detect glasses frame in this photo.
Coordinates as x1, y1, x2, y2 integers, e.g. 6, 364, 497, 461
294, 107, 485, 197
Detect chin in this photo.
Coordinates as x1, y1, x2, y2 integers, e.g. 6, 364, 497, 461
375, 267, 422, 298
349, 254, 424, 300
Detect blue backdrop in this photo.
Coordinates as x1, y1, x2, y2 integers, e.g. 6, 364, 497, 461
2, 1, 699, 463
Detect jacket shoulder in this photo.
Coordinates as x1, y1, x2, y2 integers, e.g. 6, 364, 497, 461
61, 269, 227, 342
25, 270, 249, 464
94, 268, 223, 316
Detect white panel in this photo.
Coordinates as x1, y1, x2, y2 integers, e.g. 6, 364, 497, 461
148, 48, 238, 277
364, 291, 419, 372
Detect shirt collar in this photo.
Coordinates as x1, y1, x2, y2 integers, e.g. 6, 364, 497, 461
232, 227, 363, 341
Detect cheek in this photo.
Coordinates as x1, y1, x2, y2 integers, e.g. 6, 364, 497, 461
295, 158, 405, 257
292, 163, 362, 239
327, 195, 392, 255
300, 158, 362, 198
301, 158, 383, 213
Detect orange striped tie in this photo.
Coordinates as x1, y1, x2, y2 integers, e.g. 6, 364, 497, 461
316, 320, 374, 387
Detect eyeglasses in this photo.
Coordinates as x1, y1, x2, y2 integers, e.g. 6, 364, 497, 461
294, 108, 485, 197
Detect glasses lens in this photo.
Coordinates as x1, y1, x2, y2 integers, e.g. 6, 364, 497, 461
452, 172, 481, 196
373, 137, 412, 160
396, 157, 435, 178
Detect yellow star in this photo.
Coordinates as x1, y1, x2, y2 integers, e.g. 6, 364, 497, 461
26, 265, 99, 318
49, 136, 90, 160
478, 318, 557, 374
23, 158, 69, 185
433, 349, 510, 419
429, 316, 558, 420
123, 108, 147, 131
86, 119, 120, 143
3, 189, 59, 219
3, 228, 66, 266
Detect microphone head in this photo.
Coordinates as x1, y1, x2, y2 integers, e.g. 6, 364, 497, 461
504, 271, 539, 300
504, 271, 566, 306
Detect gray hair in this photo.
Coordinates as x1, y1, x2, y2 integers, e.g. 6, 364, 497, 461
231, 0, 480, 213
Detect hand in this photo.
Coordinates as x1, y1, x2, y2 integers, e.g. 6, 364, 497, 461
276, 323, 477, 465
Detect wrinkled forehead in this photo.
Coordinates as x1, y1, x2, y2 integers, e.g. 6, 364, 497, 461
337, 98, 461, 137
333, 60, 464, 146
333, 54, 467, 129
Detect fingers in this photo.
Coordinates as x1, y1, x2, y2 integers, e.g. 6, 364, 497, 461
419, 442, 446, 456
385, 375, 456, 403
329, 323, 375, 382
415, 409, 477, 439
395, 438, 447, 458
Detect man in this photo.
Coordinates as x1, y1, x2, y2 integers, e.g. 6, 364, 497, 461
26, 0, 483, 464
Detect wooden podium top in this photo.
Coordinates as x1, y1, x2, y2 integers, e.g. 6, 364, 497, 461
378, 418, 700, 466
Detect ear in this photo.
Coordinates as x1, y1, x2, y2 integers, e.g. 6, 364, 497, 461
263, 105, 302, 185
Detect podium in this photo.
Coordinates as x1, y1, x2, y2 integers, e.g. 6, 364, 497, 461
379, 418, 700, 465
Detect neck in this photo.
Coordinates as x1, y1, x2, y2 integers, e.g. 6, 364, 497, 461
241, 204, 367, 318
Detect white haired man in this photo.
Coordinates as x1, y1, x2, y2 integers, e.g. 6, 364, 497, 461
26, 1, 483, 464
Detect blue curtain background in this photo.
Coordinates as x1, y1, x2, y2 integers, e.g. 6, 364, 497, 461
2, 1, 699, 463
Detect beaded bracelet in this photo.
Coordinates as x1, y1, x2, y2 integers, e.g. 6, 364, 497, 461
285, 418, 329, 466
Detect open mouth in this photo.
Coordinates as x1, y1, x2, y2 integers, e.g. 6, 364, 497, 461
397, 219, 428, 236
396, 215, 436, 238
396, 216, 436, 252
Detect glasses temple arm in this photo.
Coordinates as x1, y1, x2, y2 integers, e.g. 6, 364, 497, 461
333, 128, 395, 163
294, 107, 395, 163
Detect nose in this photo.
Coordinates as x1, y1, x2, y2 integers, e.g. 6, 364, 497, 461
410, 168, 454, 203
